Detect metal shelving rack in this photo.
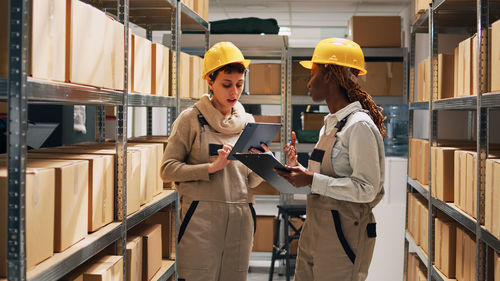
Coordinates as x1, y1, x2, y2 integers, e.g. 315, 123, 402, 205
404, 1, 500, 280
3, 0, 209, 280
288, 47, 408, 154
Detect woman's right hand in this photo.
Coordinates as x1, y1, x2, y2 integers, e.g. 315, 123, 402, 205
284, 131, 298, 167
208, 144, 233, 174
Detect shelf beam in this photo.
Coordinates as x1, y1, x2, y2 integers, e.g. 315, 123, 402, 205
431, 198, 476, 234
127, 190, 177, 231
480, 227, 500, 253
405, 231, 428, 268
407, 177, 429, 198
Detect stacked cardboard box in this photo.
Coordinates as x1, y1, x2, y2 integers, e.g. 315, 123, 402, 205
416, 58, 430, 102
492, 20, 500, 92
126, 236, 143, 281
302, 112, 327, 131
409, 138, 430, 186
252, 216, 275, 252
456, 227, 476, 281
485, 158, 500, 240
406, 192, 429, 254
26, 159, 89, 253
28, 152, 114, 232
358, 62, 403, 96
69, 0, 124, 90
131, 34, 152, 94
495, 251, 500, 281
435, 216, 457, 278
431, 147, 460, 202
152, 43, 170, 96
249, 64, 281, 95
407, 252, 427, 281
292, 61, 310, 96
129, 224, 162, 281
33, 145, 141, 216
84, 255, 124, 281
144, 207, 175, 259
347, 16, 401, 47
189, 55, 206, 100
0, 165, 55, 276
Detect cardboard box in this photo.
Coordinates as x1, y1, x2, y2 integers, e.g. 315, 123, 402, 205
253, 115, 281, 142
465, 152, 477, 218
0, 0, 7, 77
83, 255, 123, 281
302, 112, 327, 131
424, 58, 431, 101
130, 224, 162, 281
431, 147, 457, 202
30, 0, 67, 82
347, 16, 401, 47
127, 144, 155, 205
406, 193, 415, 238
414, 0, 431, 20
34, 146, 140, 216
132, 34, 152, 94
144, 208, 173, 259
485, 159, 500, 239
456, 227, 465, 281
437, 54, 455, 100
27, 159, 88, 252
417, 139, 430, 186
126, 236, 143, 281
409, 138, 419, 180
417, 60, 424, 102
249, 64, 281, 95
103, 16, 124, 91
458, 36, 474, 96
358, 62, 403, 96
0, 166, 55, 276
292, 61, 310, 96
435, 217, 457, 278
127, 136, 169, 192
130, 143, 163, 198
252, 216, 275, 252
69, 0, 124, 90
28, 152, 114, 232
152, 43, 170, 96
492, 20, 500, 92
179, 52, 191, 98
418, 199, 429, 254
465, 231, 476, 281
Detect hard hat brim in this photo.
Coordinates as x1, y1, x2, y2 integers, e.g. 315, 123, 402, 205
203, 59, 251, 80
299, 60, 367, 76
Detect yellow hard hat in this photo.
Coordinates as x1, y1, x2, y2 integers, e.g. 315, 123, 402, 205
300, 38, 367, 75
202, 41, 251, 80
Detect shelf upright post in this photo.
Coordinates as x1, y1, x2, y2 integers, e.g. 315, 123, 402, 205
147, 28, 153, 136
175, 1, 181, 118
96, 105, 106, 142
117, 0, 129, 278
428, 3, 438, 280
476, 0, 489, 280
280, 42, 287, 164
7, 0, 30, 279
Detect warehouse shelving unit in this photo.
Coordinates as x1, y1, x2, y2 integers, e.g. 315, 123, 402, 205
2, 0, 209, 280
288, 46, 408, 154
405, 1, 500, 280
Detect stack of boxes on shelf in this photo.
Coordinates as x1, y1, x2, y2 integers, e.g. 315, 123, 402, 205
406, 193, 429, 255
61, 219, 171, 281
181, 0, 209, 21
0, 137, 173, 278
407, 252, 427, 281
348, 16, 403, 97
411, 19, 500, 102
0, 0, 210, 100
179, 52, 208, 100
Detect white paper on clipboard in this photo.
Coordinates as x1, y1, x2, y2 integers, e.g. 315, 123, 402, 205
234, 153, 311, 194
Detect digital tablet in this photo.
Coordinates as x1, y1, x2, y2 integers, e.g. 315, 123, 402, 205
234, 153, 311, 194
228, 122, 281, 160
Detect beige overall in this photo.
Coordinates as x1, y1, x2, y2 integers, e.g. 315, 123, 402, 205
176, 111, 256, 281
294, 114, 382, 281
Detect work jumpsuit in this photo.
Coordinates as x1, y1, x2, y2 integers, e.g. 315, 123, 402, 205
161, 95, 262, 281
294, 101, 385, 281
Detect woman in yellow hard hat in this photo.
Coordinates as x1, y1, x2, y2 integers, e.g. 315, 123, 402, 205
276, 38, 386, 281
161, 42, 264, 281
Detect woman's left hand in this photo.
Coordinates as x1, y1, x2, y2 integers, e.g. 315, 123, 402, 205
275, 166, 314, 187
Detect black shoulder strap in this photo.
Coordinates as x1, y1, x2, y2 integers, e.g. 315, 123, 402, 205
335, 114, 350, 133
197, 114, 209, 127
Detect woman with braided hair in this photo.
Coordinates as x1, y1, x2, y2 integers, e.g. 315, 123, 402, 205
276, 38, 386, 281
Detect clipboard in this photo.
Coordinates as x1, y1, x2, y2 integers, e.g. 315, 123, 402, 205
228, 122, 281, 160
234, 153, 311, 194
